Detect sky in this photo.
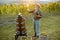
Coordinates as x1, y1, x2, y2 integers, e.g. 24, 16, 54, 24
40, 0, 60, 1
0, 0, 60, 4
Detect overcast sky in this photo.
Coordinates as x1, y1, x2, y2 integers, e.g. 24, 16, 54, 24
0, 0, 60, 4
40, 0, 60, 1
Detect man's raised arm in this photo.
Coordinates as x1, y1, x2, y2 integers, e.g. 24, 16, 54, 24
27, 9, 34, 13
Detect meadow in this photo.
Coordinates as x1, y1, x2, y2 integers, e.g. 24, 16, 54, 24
0, 2, 60, 40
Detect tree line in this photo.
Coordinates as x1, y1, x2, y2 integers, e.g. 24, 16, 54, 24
0, 2, 60, 15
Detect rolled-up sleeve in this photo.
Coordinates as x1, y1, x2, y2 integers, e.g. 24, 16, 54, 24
28, 10, 35, 13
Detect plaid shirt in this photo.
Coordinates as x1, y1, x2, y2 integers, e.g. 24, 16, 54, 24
16, 17, 26, 34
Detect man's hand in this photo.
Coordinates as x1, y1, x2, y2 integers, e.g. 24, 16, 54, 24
34, 15, 42, 20
27, 9, 30, 12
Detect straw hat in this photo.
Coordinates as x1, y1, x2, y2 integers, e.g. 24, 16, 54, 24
18, 13, 22, 16
34, 3, 40, 8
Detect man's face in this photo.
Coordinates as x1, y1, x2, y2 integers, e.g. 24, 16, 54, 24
35, 5, 39, 9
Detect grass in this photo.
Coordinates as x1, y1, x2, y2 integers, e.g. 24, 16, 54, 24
0, 13, 60, 40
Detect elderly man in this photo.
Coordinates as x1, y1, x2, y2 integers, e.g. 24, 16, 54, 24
27, 4, 43, 37
15, 13, 27, 40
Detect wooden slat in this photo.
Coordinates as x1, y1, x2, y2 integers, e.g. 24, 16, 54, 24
18, 36, 40, 40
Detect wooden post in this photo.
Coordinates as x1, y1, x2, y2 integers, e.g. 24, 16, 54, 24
19, 36, 44, 40
21, 36, 26, 40
30, 36, 32, 40
20, 37, 22, 40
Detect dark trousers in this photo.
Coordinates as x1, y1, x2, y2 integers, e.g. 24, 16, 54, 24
15, 31, 27, 40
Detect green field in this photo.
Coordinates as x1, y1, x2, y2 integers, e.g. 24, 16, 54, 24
0, 12, 60, 40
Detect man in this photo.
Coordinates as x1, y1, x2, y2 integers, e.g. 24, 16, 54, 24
27, 4, 43, 37
15, 13, 27, 40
